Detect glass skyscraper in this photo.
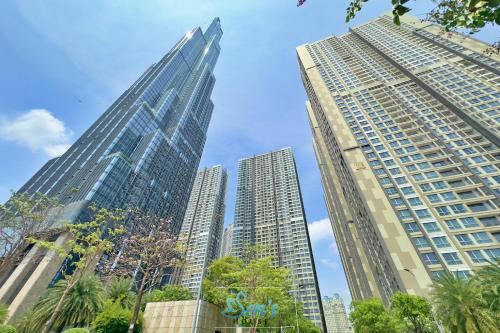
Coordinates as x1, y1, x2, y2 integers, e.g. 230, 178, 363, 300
177, 165, 227, 296
232, 147, 326, 330
297, 14, 499, 304
0, 18, 222, 320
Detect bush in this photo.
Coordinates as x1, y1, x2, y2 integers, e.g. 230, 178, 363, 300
0, 324, 16, 333
92, 302, 141, 333
62, 328, 90, 333
0, 304, 8, 324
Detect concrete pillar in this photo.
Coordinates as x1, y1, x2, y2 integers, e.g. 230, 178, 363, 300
5, 233, 71, 322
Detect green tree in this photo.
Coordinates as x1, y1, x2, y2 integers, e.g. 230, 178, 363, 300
143, 284, 192, 303
100, 211, 179, 333
92, 302, 141, 333
15, 274, 104, 333
390, 292, 438, 333
61, 328, 90, 333
203, 256, 318, 332
350, 298, 402, 333
475, 260, 500, 314
28, 205, 125, 333
0, 192, 61, 278
297, 0, 499, 35
105, 278, 136, 310
0, 324, 16, 333
0, 303, 8, 324
430, 271, 497, 333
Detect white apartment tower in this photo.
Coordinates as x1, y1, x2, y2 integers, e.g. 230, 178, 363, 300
178, 165, 228, 296
297, 14, 500, 304
323, 294, 352, 333
232, 147, 326, 330
219, 224, 234, 257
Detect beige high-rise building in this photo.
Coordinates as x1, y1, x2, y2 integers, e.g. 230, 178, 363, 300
297, 14, 500, 304
177, 165, 228, 296
232, 148, 326, 330
219, 223, 233, 257
323, 294, 352, 333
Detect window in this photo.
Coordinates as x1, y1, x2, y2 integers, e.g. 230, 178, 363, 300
484, 248, 500, 260
433, 236, 451, 248
427, 194, 441, 203
395, 176, 408, 185
455, 234, 473, 246
445, 219, 462, 230
472, 232, 492, 244
467, 202, 490, 212
480, 216, 500, 227
425, 171, 439, 179
413, 236, 430, 248
399, 210, 412, 219
433, 181, 447, 189
461, 217, 479, 228
456, 271, 471, 279
415, 209, 432, 219
450, 204, 467, 214
441, 192, 456, 201
420, 184, 432, 192
405, 222, 420, 233
423, 222, 440, 232
401, 187, 415, 195
431, 271, 445, 279
442, 252, 462, 265
386, 187, 398, 195
413, 174, 425, 181
422, 252, 439, 265
391, 198, 405, 206
467, 250, 487, 263
408, 198, 423, 206
436, 206, 451, 216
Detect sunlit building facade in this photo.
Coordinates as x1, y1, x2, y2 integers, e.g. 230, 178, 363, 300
0, 18, 223, 320
323, 294, 352, 333
297, 14, 500, 304
232, 147, 326, 330
219, 223, 234, 257
178, 165, 227, 296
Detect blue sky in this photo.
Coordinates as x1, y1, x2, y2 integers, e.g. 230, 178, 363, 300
0, 0, 497, 307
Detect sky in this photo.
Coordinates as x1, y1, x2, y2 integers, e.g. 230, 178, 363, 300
0, 0, 497, 308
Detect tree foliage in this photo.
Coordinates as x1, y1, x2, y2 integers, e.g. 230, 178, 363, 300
105, 278, 136, 310
0, 303, 8, 324
100, 210, 180, 333
430, 270, 498, 333
390, 292, 438, 333
15, 274, 104, 333
27, 204, 125, 333
92, 302, 141, 333
203, 256, 320, 332
61, 328, 90, 333
0, 191, 61, 276
297, 0, 499, 35
350, 298, 402, 333
142, 284, 193, 304
0, 324, 16, 333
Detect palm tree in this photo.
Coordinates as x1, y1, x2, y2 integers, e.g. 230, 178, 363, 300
475, 260, 500, 314
16, 274, 104, 332
430, 271, 497, 333
105, 278, 135, 309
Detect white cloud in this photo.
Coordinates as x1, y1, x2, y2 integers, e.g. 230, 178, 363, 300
0, 109, 72, 157
320, 258, 339, 270
308, 218, 334, 243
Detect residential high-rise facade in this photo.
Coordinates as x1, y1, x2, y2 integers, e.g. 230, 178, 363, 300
219, 223, 234, 257
178, 165, 227, 296
0, 18, 222, 320
297, 13, 499, 304
323, 294, 352, 333
232, 147, 326, 330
